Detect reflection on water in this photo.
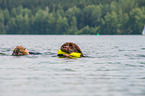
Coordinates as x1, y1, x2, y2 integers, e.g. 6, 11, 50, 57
0, 35, 145, 96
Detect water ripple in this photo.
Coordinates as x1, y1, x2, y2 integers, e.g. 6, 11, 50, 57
0, 35, 145, 96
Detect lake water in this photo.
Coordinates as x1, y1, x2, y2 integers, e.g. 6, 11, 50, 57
0, 35, 145, 96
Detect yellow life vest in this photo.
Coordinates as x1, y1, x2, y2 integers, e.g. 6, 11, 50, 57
58, 49, 81, 58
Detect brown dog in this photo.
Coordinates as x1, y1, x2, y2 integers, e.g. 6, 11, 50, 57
60, 42, 84, 57
12, 46, 29, 56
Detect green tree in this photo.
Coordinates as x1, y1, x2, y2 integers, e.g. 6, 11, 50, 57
55, 14, 69, 34
23, 14, 30, 34
3, 9, 10, 26
130, 7, 145, 34
0, 13, 5, 34
11, 8, 17, 17
15, 14, 24, 34
103, 11, 119, 34
6, 18, 17, 34
67, 16, 78, 34
0, 0, 145, 35
76, 25, 90, 35
65, 6, 82, 29
47, 13, 56, 34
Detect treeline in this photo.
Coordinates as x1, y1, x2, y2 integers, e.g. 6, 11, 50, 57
0, 0, 145, 34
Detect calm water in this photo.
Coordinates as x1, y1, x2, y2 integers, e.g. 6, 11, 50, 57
0, 35, 145, 96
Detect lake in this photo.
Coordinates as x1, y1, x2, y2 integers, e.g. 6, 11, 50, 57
0, 35, 145, 96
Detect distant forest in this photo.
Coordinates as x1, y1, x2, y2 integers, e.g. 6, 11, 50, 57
0, 0, 145, 34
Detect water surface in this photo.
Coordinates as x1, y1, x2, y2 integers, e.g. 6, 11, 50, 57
0, 35, 145, 96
